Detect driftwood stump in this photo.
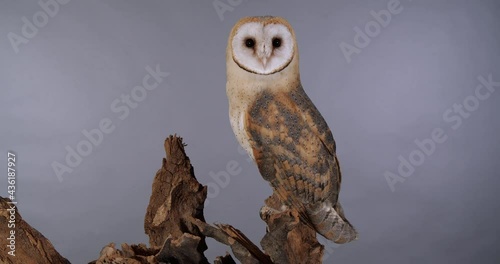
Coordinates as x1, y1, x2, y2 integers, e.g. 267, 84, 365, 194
142, 135, 324, 263
144, 135, 209, 263
0, 134, 329, 263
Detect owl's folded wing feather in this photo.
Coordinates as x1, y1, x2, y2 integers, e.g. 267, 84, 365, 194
245, 87, 340, 206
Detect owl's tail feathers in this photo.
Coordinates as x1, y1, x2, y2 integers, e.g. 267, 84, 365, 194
308, 202, 358, 244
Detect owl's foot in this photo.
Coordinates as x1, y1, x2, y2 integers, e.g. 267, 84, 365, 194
259, 204, 289, 221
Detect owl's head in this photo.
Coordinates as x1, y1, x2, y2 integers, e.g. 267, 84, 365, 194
228, 16, 296, 75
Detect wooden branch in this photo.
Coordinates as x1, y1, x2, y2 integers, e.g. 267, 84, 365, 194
189, 218, 272, 264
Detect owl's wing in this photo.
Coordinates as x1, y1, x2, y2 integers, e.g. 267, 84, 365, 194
244, 86, 358, 242
291, 85, 337, 156
245, 86, 340, 206
289, 85, 342, 203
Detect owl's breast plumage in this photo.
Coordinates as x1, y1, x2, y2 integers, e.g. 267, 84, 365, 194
229, 102, 255, 161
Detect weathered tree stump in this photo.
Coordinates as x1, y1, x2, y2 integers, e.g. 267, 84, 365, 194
0, 134, 330, 264
144, 135, 209, 263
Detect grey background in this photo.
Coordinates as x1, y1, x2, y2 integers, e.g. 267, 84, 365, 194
1, 0, 499, 263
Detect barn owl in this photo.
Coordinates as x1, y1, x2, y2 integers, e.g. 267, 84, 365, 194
226, 16, 358, 244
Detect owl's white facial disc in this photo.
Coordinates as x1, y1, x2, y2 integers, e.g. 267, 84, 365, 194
232, 22, 294, 75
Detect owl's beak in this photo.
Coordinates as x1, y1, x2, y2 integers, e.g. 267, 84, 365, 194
258, 45, 271, 69
260, 57, 268, 68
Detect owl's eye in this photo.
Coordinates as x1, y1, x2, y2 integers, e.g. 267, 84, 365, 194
245, 38, 255, 48
272, 37, 282, 48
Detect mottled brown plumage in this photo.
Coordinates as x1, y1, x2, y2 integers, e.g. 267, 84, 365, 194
226, 16, 357, 243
